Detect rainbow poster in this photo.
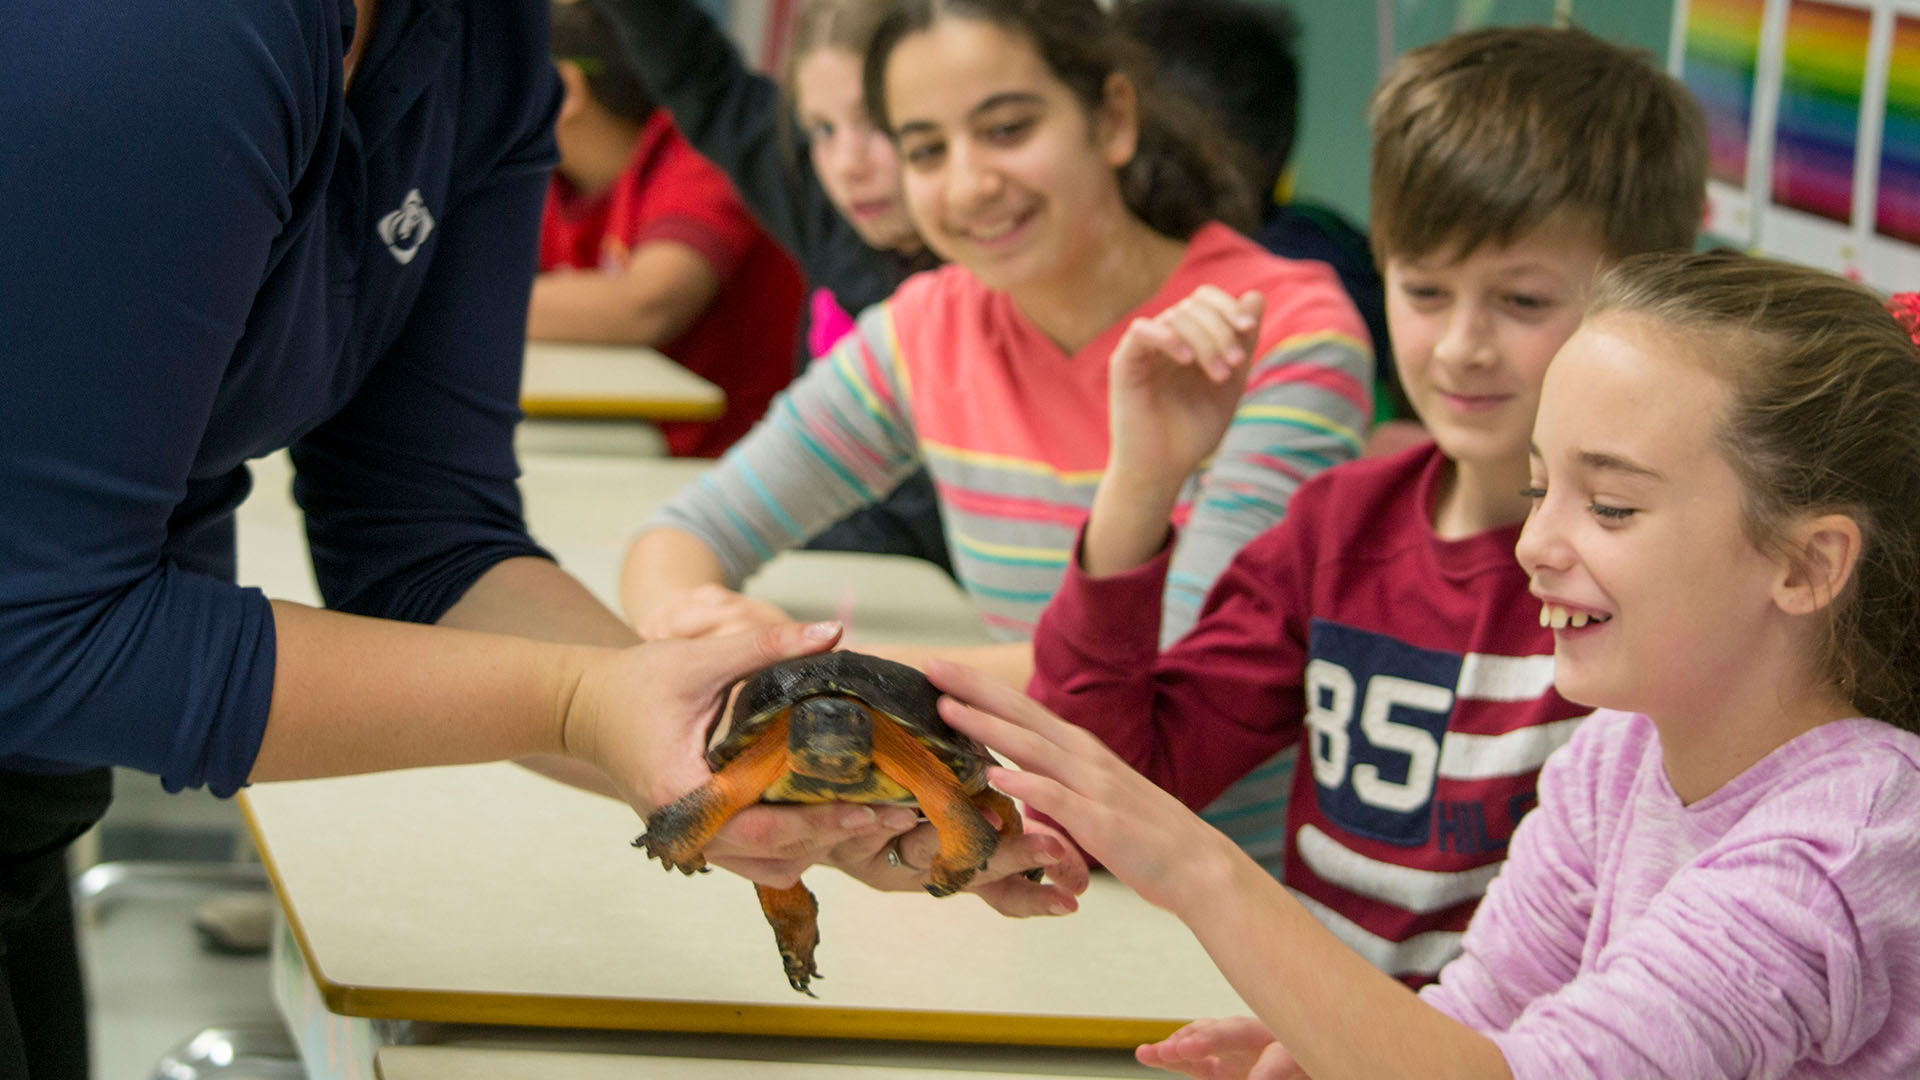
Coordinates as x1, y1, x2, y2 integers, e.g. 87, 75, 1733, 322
1876, 14, 1920, 244
1770, 0, 1873, 223
1683, 0, 1770, 185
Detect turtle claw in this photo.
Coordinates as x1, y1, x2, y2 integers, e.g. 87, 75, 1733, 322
783, 955, 822, 997
923, 861, 983, 898
632, 832, 709, 876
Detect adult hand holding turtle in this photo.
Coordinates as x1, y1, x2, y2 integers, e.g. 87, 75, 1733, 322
252, 606, 895, 889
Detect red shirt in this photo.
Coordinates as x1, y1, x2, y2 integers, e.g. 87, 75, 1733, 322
1031, 444, 1588, 984
539, 112, 804, 456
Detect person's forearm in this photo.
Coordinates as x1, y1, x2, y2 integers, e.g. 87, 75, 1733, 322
622, 527, 732, 626
438, 556, 635, 796
1080, 470, 1183, 578
251, 599, 608, 782
1181, 846, 1512, 1080
437, 555, 634, 646
527, 273, 703, 346
858, 641, 1033, 689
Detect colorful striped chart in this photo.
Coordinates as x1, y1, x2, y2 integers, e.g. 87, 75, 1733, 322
1877, 15, 1920, 244
1770, 0, 1873, 223
1684, 0, 1770, 186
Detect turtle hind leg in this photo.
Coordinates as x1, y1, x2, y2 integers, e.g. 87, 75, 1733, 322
870, 721, 998, 898
756, 881, 822, 996
636, 715, 793, 875
973, 787, 1046, 883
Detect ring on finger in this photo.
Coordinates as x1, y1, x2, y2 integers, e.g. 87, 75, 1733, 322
884, 835, 914, 872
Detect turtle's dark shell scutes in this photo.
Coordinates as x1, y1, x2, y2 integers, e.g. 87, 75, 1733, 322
706, 651, 990, 791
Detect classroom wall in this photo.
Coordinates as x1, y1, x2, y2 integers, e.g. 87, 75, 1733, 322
1285, 0, 1679, 224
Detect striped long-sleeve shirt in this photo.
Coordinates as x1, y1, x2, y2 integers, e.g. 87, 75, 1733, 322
644, 224, 1372, 643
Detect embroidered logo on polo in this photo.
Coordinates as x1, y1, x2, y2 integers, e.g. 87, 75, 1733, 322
376, 189, 435, 265
1303, 619, 1559, 849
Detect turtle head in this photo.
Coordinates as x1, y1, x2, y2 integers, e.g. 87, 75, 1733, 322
787, 696, 874, 785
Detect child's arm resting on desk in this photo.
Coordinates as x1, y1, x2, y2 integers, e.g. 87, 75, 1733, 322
527, 238, 721, 345
931, 661, 1512, 1080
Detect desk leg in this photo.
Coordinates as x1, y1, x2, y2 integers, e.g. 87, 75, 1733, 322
269, 909, 410, 1080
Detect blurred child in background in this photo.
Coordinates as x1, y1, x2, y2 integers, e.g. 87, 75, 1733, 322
589, 0, 951, 567
534, 1, 805, 458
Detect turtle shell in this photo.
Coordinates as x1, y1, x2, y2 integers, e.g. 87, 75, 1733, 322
706, 651, 991, 789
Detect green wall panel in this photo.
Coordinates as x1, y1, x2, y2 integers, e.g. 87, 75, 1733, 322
1279, 0, 1678, 224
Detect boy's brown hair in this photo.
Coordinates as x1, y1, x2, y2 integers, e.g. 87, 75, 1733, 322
1368, 25, 1707, 265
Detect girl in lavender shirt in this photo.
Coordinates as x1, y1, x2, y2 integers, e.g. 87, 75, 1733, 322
928, 251, 1920, 1079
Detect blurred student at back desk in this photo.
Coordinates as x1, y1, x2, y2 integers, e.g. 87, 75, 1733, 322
532, 1, 805, 457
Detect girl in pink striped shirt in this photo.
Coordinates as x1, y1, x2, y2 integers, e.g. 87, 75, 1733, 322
935, 252, 1920, 1079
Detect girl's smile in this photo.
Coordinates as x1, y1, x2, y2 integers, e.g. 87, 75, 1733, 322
883, 17, 1146, 306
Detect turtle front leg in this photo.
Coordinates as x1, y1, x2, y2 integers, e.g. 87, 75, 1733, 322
636, 715, 792, 875
870, 720, 998, 898
973, 787, 1046, 883
756, 880, 823, 996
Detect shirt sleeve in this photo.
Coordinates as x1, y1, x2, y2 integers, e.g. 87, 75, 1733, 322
642, 302, 922, 585
0, 5, 326, 792
289, 12, 558, 626
1029, 511, 1316, 810
1439, 734, 1920, 1080
632, 136, 766, 285
1419, 723, 1600, 1032
586, 0, 896, 313
1161, 279, 1372, 644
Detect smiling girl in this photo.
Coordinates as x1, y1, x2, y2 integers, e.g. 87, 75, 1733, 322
621, 0, 1371, 687
590, 0, 949, 571
935, 251, 1920, 1078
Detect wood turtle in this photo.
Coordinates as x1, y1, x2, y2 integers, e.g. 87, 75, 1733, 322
635, 650, 1028, 995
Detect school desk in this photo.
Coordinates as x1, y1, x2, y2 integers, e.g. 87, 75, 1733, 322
521, 340, 725, 421
241, 758, 1248, 1048
373, 1029, 1162, 1079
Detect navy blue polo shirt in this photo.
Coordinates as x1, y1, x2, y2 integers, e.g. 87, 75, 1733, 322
0, 0, 561, 794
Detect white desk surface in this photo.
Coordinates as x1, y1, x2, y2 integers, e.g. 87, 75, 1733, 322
237, 452, 987, 649
521, 340, 725, 422
376, 1030, 1159, 1079
243, 760, 1246, 1048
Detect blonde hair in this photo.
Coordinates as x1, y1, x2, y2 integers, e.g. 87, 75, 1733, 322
779, 0, 893, 103
1589, 250, 1920, 733
1368, 25, 1707, 264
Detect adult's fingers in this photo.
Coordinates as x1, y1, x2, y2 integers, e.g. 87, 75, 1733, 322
703, 801, 894, 886
669, 620, 841, 690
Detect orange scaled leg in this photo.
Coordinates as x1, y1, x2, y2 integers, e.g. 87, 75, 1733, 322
871, 720, 999, 897
755, 881, 823, 996
634, 713, 792, 875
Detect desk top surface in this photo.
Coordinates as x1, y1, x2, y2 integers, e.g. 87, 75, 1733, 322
238, 452, 986, 648
521, 341, 725, 421
376, 1039, 1157, 1080
243, 759, 1245, 1047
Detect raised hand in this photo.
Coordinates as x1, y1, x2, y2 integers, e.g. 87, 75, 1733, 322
1106, 285, 1264, 488
638, 582, 797, 641
1136, 1017, 1304, 1080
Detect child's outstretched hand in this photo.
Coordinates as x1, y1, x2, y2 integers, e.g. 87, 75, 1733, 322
639, 583, 796, 642
1107, 285, 1264, 486
923, 658, 1239, 916
1137, 1017, 1303, 1080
